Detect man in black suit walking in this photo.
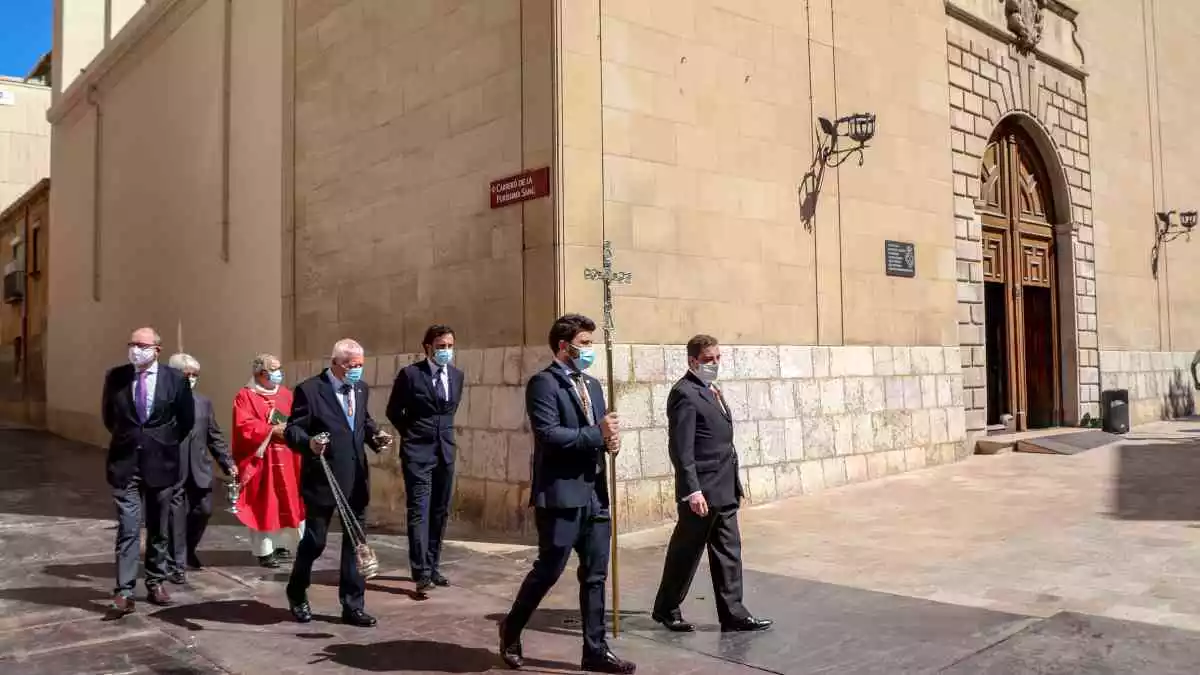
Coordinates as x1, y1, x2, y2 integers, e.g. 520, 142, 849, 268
386, 324, 463, 593
652, 334, 772, 634
499, 314, 635, 674
285, 338, 391, 628
101, 327, 195, 614
165, 353, 236, 582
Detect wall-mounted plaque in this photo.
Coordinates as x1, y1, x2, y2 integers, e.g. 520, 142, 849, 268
884, 240, 916, 278
489, 167, 551, 209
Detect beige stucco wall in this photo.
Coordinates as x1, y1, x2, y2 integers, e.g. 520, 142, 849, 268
47, 0, 284, 444
558, 0, 957, 347
1081, 1, 1200, 353
0, 81, 50, 210
53, 0, 147, 99
289, 0, 556, 361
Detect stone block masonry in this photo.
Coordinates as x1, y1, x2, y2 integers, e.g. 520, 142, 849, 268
1099, 351, 1197, 427
286, 344, 967, 535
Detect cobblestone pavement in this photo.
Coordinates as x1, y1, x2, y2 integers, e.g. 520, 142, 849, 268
5, 422, 1200, 673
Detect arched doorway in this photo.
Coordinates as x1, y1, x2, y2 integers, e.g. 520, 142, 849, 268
979, 120, 1062, 430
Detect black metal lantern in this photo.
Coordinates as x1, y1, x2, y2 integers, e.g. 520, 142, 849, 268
816, 112, 878, 167
1151, 209, 1197, 278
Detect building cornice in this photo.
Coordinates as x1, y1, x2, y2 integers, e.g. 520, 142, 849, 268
0, 179, 50, 225
944, 0, 1087, 80
48, 0, 198, 124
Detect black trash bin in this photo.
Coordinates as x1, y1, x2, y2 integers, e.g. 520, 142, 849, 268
1101, 388, 1130, 434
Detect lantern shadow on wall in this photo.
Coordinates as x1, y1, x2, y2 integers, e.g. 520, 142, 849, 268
1151, 209, 1197, 279
798, 112, 877, 231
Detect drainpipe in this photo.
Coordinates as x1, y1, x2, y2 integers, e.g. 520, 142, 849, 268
20, 202, 29, 419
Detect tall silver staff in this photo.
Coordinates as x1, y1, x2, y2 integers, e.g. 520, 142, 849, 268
584, 240, 632, 637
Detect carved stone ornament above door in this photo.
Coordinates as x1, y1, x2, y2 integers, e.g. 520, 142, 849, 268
1005, 0, 1046, 53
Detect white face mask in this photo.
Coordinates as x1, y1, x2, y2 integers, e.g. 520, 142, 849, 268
694, 362, 719, 385
128, 346, 157, 368
187, 376, 198, 389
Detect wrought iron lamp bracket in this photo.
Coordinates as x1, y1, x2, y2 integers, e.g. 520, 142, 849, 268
817, 112, 877, 168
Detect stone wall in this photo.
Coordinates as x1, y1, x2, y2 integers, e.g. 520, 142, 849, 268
288, 343, 968, 535
1098, 350, 1196, 427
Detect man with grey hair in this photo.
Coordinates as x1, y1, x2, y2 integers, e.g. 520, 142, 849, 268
285, 338, 392, 627
165, 353, 235, 583
101, 327, 195, 615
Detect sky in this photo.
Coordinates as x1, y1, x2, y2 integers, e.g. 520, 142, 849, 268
0, 0, 52, 78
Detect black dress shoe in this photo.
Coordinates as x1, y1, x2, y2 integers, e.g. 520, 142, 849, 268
431, 571, 450, 587
342, 608, 377, 627
581, 649, 636, 674
498, 621, 523, 669
289, 600, 313, 623
167, 570, 187, 585
721, 616, 773, 632
651, 612, 695, 633
258, 554, 280, 569
273, 548, 292, 560
415, 576, 435, 593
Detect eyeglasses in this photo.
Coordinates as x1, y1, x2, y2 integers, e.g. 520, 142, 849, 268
127, 342, 158, 349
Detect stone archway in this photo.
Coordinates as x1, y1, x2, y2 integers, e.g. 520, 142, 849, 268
945, 36, 1096, 441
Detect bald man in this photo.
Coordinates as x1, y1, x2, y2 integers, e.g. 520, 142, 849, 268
101, 327, 195, 615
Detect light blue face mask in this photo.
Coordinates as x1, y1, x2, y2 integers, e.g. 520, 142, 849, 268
344, 366, 364, 384
432, 348, 453, 367
568, 343, 596, 371
268, 370, 284, 385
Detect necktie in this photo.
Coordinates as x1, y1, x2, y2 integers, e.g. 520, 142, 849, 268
135, 369, 148, 423
711, 384, 729, 417
571, 373, 594, 425
435, 367, 447, 401
341, 383, 354, 418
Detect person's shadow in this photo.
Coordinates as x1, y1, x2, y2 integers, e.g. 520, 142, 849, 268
483, 608, 652, 637
151, 599, 340, 631
312, 639, 577, 672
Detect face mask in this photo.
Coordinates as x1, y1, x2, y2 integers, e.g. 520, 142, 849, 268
432, 348, 453, 367
128, 346, 156, 368
344, 366, 364, 384
695, 362, 719, 385
268, 370, 284, 385
187, 376, 198, 389
567, 343, 595, 371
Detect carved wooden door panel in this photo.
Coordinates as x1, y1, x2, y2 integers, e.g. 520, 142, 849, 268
981, 122, 1060, 430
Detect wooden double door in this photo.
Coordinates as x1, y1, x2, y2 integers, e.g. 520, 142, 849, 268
979, 123, 1061, 431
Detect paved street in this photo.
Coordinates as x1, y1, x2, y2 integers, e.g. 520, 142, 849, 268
5, 423, 1200, 673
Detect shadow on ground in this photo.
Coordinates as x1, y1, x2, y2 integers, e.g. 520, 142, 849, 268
1113, 439, 1200, 520
312, 639, 576, 672
152, 599, 341, 631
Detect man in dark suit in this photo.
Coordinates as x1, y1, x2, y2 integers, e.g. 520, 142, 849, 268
385, 324, 463, 593
284, 338, 391, 628
651, 334, 772, 634
101, 327, 195, 614
499, 314, 635, 674
165, 353, 236, 582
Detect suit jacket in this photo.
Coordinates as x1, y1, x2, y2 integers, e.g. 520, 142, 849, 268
526, 363, 609, 510
101, 363, 196, 489
178, 393, 234, 489
667, 371, 744, 508
284, 371, 383, 510
385, 360, 463, 465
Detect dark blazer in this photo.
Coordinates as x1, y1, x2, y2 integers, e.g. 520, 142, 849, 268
385, 360, 463, 465
284, 371, 383, 510
526, 363, 609, 510
179, 393, 234, 489
101, 363, 196, 490
667, 371, 744, 508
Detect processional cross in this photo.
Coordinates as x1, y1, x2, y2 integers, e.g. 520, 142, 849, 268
583, 240, 632, 636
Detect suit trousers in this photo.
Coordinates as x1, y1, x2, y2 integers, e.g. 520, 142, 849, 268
504, 501, 611, 659
286, 502, 367, 611
652, 502, 749, 625
168, 479, 212, 571
401, 456, 455, 579
112, 474, 173, 596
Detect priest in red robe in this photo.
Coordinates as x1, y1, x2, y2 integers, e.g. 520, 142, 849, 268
232, 353, 305, 568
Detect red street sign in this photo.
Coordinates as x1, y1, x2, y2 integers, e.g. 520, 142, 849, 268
489, 167, 551, 209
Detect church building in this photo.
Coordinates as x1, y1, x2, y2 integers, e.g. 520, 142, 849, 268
45, 0, 1200, 532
